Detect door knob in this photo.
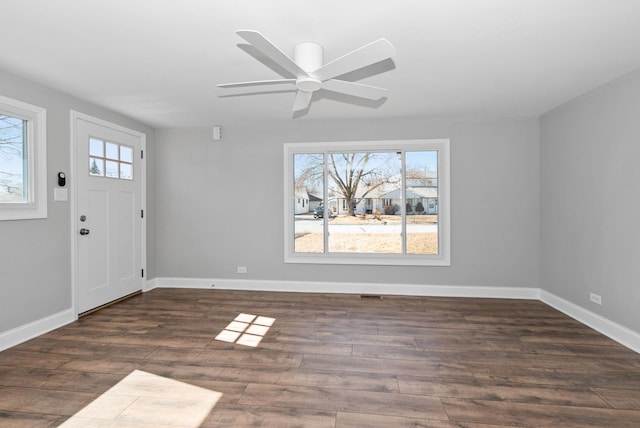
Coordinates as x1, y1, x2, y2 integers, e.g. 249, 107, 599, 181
79, 228, 90, 235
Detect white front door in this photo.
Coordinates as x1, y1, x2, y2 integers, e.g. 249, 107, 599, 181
73, 113, 145, 314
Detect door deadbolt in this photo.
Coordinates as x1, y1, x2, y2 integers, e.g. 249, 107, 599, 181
80, 215, 86, 222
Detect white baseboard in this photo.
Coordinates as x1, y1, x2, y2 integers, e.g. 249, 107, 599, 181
155, 277, 540, 299
0, 308, 75, 352
144, 277, 159, 292
540, 290, 640, 354
3, 279, 637, 355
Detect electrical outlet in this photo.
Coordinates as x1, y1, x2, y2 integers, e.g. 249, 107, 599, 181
590, 292, 602, 305
237, 266, 247, 274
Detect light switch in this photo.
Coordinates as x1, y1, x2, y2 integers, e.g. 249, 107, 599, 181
54, 188, 68, 201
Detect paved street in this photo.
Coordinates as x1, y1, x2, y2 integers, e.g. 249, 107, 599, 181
294, 216, 437, 234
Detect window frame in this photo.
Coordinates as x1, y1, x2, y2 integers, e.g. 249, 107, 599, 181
0, 95, 47, 221
284, 139, 450, 266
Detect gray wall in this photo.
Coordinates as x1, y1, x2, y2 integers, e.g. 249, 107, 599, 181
4, 58, 639, 343
155, 117, 540, 288
0, 68, 155, 332
541, 68, 640, 332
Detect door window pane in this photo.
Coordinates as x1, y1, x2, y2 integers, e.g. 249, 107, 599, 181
89, 138, 104, 157
105, 160, 118, 178
105, 142, 119, 160
120, 163, 132, 180
89, 158, 104, 176
120, 145, 133, 163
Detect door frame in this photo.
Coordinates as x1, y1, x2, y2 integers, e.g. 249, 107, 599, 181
69, 110, 146, 317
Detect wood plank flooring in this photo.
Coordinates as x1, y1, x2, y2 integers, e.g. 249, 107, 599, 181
1, 288, 640, 427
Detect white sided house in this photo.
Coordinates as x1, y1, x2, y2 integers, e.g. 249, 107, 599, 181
294, 188, 310, 214
329, 176, 439, 216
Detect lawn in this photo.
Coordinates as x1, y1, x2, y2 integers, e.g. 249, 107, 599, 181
295, 232, 438, 254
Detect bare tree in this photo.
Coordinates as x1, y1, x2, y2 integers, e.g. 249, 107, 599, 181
294, 152, 400, 216
0, 115, 23, 157
327, 152, 399, 216
0, 115, 25, 200
0, 171, 18, 193
294, 153, 323, 195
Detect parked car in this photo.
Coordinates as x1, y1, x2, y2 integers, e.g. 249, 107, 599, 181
313, 205, 334, 219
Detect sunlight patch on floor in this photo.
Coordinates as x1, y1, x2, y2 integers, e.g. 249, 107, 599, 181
59, 370, 222, 427
215, 313, 275, 347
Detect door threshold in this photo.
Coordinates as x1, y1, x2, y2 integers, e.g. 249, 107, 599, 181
79, 290, 142, 318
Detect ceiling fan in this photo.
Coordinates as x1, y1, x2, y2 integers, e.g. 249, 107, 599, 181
217, 30, 396, 113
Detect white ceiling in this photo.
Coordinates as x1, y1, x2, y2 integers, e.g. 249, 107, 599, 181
2, 0, 640, 128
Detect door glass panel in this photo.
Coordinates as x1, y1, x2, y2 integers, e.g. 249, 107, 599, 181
105, 142, 118, 160
105, 160, 118, 178
89, 138, 104, 157
405, 150, 438, 254
120, 145, 133, 163
120, 163, 133, 180
89, 157, 104, 176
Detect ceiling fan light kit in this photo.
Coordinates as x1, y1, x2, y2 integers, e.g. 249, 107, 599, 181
217, 30, 396, 114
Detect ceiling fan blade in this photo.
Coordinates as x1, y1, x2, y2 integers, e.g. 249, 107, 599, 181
322, 79, 387, 100
237, 30, 308, 78
312, 39, 396, 81
217, 79, 295, 88
292, 90, 313, 112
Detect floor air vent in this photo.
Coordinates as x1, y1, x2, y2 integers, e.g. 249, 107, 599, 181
360, 295, 382, 300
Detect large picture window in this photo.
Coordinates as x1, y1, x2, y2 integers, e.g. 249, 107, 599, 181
284, 139, 450, 266
0, 95, 47, 220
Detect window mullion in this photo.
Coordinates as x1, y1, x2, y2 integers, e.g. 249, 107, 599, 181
400, 150, 407, 255
22, 120, 30, 200
323, 152, 329, 254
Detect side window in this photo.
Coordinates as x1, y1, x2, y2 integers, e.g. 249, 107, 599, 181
0, 95, 47, 220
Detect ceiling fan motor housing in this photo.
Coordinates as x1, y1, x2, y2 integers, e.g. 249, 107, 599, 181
294, 42, 323, 92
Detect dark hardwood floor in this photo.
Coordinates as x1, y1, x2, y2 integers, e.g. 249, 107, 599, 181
1, 288, 640, 427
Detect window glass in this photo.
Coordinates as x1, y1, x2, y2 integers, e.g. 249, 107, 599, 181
120, 163, 133, 180
293, 153, 324, 253
0, 95, 47, 220
105, 160, 118, 178
405, 151, 439, 255
89, 138, 104, 157
120, 145, 133, 163
327, 151, 401, 254
0, 114, 27, 203
105, 142, 119, 160
89, 157, 104, 176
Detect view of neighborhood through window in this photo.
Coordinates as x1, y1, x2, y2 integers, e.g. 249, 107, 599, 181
89, 138, 133, 180
0, 114, 27, 203
293, 149, 439, 256
0, 95, 47, 221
